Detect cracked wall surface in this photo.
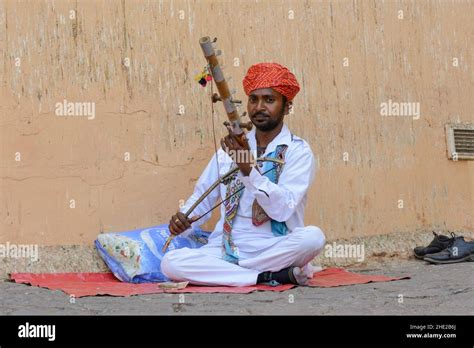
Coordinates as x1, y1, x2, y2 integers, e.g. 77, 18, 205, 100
0, 0, 473, 245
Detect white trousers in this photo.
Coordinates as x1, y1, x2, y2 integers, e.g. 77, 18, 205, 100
161, 226, 326, 286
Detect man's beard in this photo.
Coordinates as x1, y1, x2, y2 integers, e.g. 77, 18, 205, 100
251, 107, 285, 132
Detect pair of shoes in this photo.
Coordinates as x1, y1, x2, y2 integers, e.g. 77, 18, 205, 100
424, 235, 474, 264
413, 231, 455, 259
414, 231, 474, 264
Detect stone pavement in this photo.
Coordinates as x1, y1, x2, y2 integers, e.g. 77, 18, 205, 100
0, 259, 472, 315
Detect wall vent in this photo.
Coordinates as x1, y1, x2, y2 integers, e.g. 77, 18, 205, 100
445, 123, 474, 160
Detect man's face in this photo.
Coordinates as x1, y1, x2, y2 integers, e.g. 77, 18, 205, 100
247, 88, 289, 132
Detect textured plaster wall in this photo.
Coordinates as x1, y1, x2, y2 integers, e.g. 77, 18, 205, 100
0, 0, 472, 245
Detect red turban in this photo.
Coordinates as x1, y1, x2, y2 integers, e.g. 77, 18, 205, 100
243, 62, 300, 101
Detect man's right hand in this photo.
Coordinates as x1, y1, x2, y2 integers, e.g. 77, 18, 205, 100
169, 212, 198, 236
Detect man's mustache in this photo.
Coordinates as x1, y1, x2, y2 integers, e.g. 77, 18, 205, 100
252, 112, 270, 118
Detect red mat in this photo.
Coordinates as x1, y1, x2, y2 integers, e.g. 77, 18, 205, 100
10, 268, 409, 298
307, 267, 409, 287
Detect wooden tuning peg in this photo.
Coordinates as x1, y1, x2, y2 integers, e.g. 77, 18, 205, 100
211, 93, 222, 103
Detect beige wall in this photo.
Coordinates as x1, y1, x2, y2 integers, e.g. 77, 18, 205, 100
0, 0, 472, 245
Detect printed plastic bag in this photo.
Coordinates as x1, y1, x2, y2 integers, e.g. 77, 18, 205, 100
95, 224, 209, 283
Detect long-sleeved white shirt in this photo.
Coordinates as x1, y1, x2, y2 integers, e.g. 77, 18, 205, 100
179, 123, 317, 253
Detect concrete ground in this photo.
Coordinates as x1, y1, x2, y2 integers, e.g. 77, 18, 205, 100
1, 259, 472, 315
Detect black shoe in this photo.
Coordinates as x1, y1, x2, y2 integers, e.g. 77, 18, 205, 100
413, 231, 456, 259
424, 236, 474, 264
257, 266, 307, 286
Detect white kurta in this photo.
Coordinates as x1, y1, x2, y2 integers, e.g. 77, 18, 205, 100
161, 124, 326, 286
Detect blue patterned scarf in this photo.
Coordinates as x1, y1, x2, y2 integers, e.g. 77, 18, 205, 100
222, 145, 288, 263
